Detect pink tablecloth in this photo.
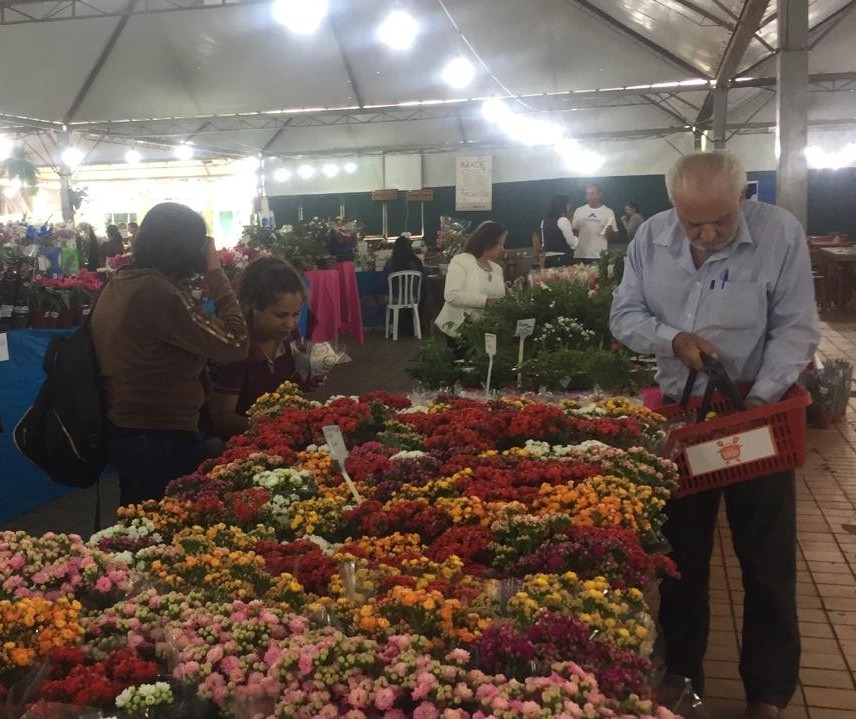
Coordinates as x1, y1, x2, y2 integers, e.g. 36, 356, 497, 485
304, 262, 364, 345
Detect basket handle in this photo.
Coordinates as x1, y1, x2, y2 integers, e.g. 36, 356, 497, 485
679, 352, 746, 422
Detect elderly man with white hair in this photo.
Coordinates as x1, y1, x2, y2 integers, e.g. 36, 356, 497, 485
610, 151, 820, 719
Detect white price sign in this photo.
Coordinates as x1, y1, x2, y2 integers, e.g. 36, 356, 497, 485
484, 333, 497, 356
515, 319, 536, 338
322, 425, 348, 463
0, 333, 8, 362
322, 426, 363, 504
684, 426, 778, 477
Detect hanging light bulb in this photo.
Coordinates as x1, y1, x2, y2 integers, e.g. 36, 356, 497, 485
344, 161, 358, 174
378, 9, 419, 50
441, 56, 476, 89
125, 149, 142, 164
272, 0, 328, 34
297, 164, 315, 179
322, 163, 340, 178
61, 146, 84, 170
274, 167, 292, 182
2, 185, 18, 200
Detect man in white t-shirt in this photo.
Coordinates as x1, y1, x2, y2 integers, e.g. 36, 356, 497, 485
571, 184, 618, 260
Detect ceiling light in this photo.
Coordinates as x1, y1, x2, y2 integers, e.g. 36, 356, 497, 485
10, 177, 22, 190
60, 146, 84, 169
482, 98, 510, 124
441, 56, 476, 89
554, 139, 604, 174
0, 135, 12, 161
322, 163, 340, 178
378, 9, 419, 50
344, 161, 357, 174
272, 0, 328, 34
274, 167, 292, 182
174, 143, 194, 161
2, 185, 17, 200
125, 149, 142, 164
297, 164, 315, 179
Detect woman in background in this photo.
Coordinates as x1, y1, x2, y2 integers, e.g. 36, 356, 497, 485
382, 234, 426, 337
541, 195, 577, 267
435, 221, 507, 353
621, 202, 644, 242
103, 224, 125, 260
208, 256, 308, 439
92, 202, 248, 504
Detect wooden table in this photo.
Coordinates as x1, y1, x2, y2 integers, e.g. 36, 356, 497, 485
819, 247, 856, 310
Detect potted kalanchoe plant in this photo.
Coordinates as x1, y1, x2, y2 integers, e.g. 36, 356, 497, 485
801, 358, 853, 428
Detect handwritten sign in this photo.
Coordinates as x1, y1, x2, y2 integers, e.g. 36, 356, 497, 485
484, 333, 497, 356
372, 189, 399, 202
515, 318, 536, 338
455, 156, 493, 211
406, 189, 434, 202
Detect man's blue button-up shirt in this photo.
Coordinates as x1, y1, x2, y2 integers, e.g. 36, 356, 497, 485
609, 201, 820, 403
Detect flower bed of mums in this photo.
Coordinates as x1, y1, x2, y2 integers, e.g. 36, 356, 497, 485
0, 385, 683, 719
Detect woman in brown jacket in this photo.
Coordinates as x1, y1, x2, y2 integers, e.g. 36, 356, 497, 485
92, 202, 248, 505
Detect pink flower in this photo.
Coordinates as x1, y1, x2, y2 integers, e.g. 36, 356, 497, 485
447, 648, 470, 664
342, 711, 366, 719
475, 684, 499, 702
298, 650, 314, 676
9, 554, 24, 570
374, 687, 396, 711
206, 645, 224, 664
348, 687, 369, 708
412, 671, 437, 701
413, 702, 439, 719
263, 646, 283, 666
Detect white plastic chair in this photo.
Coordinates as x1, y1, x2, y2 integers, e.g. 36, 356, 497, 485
385, 270, 423, 341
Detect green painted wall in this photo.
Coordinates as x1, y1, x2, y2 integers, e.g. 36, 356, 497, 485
268, 168, 856, 249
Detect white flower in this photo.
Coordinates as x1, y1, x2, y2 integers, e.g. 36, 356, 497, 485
390, 450, 427, 461
398, 405, 430, 414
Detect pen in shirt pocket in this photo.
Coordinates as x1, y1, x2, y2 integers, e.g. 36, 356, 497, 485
720, 268, 729, 289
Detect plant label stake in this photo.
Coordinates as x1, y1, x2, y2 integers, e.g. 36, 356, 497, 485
484, 333, 497, 398
514, 319, 535, 387
322, 425, 362, 504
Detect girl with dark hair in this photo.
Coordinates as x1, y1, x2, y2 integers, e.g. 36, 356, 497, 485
91, 202, 249, 504
103, 224, 125, 260
207, 256, 309, 438
382, 234, 426, 338
541, 195, 577, 267
435, 220, 507, 342
79, 223, 101, 271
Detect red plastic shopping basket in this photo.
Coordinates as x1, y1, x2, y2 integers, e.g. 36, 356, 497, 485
657, 358, 812, 497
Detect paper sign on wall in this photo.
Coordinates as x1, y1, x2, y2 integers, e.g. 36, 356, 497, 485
684, 426, 778, 477
455, 156, 493, 211
0, 333, 8, 362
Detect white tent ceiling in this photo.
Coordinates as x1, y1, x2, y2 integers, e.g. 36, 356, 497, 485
1, 0, 855, 167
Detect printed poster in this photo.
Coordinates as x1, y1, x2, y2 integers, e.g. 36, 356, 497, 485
455, 156, 493, 211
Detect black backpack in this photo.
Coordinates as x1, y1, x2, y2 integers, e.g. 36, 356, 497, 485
13, 319, 107, 489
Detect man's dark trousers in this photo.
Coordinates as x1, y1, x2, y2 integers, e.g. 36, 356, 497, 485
658, 470, 799, 707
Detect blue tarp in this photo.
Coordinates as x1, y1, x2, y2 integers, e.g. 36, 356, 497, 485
0, 329, 75, 524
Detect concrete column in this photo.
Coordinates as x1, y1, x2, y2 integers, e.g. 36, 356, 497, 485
712, 87, 728, 149
776, 0, 809, 225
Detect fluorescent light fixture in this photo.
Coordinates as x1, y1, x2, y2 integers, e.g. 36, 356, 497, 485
554, 139, 604, 174
344, 161, 357, 174
0, 135, 12, 161
441, 56, 476, 89
807, 143, 856, 170
125, 149, 142, 164
60, 146, 84, 169
322, 163, 340, 178
272, 0, 328, 34
274, 167, 292, 182
378, 9, 418, 50
174, 143, 194, 161
482, 98, 510, 124
297, 164, 315, 179
679, 78, 710, 87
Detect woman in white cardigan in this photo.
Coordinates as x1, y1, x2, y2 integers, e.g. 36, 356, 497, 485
435, 221, 507, 346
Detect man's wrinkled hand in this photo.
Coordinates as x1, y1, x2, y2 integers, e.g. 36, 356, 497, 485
672, 332, 718, 372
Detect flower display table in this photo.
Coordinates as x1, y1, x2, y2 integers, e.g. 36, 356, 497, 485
1, 386, 681, 718
304, 261, 364, 345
